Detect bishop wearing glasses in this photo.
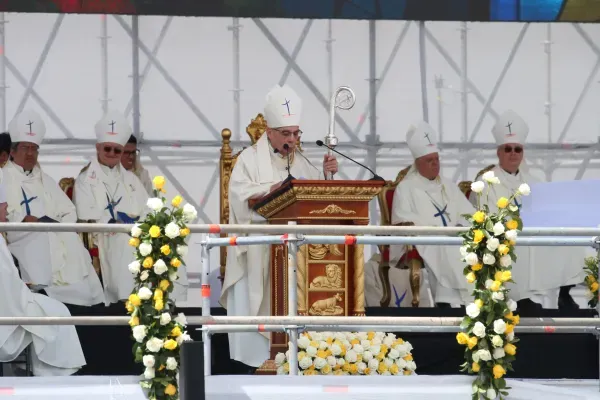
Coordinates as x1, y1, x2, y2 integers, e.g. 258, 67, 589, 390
220, 84, 338, 372
2, 110, 104, 307
73, 110, 148, 305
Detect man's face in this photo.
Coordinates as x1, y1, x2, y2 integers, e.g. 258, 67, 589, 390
11, 142, 39, 171
0, 151, 9, 167
497, 143, 523, 173
0, 202, 7, 222
121, 143, 138, 171
266, 125, 301, 156
96, 142, 123, 168
415, 152, 440, 180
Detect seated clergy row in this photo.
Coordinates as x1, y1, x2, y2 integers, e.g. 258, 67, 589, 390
364, 110, 584, 312
0, 109, 188, 307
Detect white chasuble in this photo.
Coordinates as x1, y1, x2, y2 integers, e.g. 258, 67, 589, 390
0, 234, 86, 376
220, 134, 323, 368
2, 161, 104, 306
73, 158, 149, 305
390, 166, 476, 306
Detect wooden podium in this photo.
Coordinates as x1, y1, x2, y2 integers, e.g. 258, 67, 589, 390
249, 179, 384, 374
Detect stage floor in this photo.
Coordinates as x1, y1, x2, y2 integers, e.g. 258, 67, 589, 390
0, 375, 598, 399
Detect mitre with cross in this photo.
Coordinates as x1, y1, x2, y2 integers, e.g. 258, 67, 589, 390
264, 84, 302, 128
95, 110, 132, 146
8, 109, 46, 146
492, 110, 529, 146
406, 121, 439, 159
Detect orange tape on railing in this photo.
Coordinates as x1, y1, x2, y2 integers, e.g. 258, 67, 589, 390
280, 234, 289, 243
201, 285, 211, 298
208, 224, 221, 234
258, 324, 265, 332
544, 326, 556, 333
229, 236, 238, 246
344, 235, 357, 245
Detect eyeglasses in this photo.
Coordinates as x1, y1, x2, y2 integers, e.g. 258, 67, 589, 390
275, 129, 303, 138
504, 146, 523, 154
103, 146, 122, 155
123, 149, 140, 157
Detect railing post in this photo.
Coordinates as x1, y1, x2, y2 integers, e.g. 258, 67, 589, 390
595, 236, 600, 392
200, 233, 212, 376
286, 221, 299, 375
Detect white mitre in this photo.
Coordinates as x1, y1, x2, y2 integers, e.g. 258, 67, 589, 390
406, 121, 439, 159
8, 109, 46, 146
264, 84, 302, 128
95, 110, 132, 146
492, 110, 529, 146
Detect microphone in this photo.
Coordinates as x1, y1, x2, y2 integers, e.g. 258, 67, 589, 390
274, 144, 295, 184
316, 140, 385, 181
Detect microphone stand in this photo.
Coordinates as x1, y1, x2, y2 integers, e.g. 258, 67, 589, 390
316, 140, 385, 181
275, 145, 295, 184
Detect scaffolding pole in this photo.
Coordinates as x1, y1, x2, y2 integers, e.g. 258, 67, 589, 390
434, 75, 444, 145
0, 12, 6, 131
100, 15, 110, 113
326, 20, 334, 99
228, 17, 242, 140
131, 15, 141, 136
544, 24, 553, 144
367, 20, 379, 255
459, 22, 468, 180
419, 21, 429, 122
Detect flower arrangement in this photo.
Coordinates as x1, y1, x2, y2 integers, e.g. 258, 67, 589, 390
457, 170, 530, 400
126, 176, 198, 400
275, 331, 416, 376
583, 256, 598, 309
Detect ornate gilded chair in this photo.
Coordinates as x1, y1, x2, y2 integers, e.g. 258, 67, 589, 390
376, 166, 425, 308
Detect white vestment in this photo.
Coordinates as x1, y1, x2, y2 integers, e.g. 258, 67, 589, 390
469, 166, 584, 308
0, 234, 86, 376
220, 135, 323, 367
390, 166, 476, 306
2, 161, 104, 306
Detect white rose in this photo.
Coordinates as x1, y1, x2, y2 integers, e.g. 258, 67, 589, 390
142, 355, 155, 368
352, 344, 364, 354
493, 319, 507, 334
176, 333, 192, 345
169, 271, 178, 281
487, 388, 497, 399
345, 350, 358, 363
166, 357, 178, 370
177, 245, 188, 257
384, 358, 394, 368
383, 336, 394, 347
131, 224, 142, 238
483, 253, 496, 265
153, 259, 168, 275
360, 339, 371, 349
275, 353, 286, 366
393, 343, 409, 357
138, 287, 152, 300
404, 342, 413, 352
299, 357, 313, 370
493, 348, 505, 359
139, 242, 152, 257
144, 367, 155, 379
486, 238, 500, 252
329, 344, 341, 356
505, 229, 518, 240
334, 332, 346, 341
306, 346, 317, 357
506, 299, 517, 312
586, 289, 595, 300
174, 313, 188, 327
499, 255, 512, 267
276, 366, 286, 375
164, 222, 181, 239
147, 198, 163, 211
506, 332, 515, 342
476, 349, 491, 362
336, 358, 345, 367
491, 335, 503, 347
493, 222, 505, 236
472, 322, 486, 338
128, 260, 141, 274
465, 252, 479, 266
370, 345, 382, 355
466, 303, 480, 318
326, 356, 337, 367
159, 312, 171, 326
318, 342, 328, 351
471, 181, 485, 193
482, 171, 496, 183
371, 337, 382, 346
314, 357, 327, 370
368, 359, 379, 370
140, 270, 149, 281
460, 246, 469, 257
363, 351, 373, 361
145, 337, 164, 353
357, 332, 368, 340
518, 183, 531, 196
387, 349, 400, 359
492, 292, 504, 302
357, 362, 367, 374
485, 279, 494, 289
183, 204, 198, 222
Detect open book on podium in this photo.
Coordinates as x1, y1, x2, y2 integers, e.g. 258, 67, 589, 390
248, 178, 384, 374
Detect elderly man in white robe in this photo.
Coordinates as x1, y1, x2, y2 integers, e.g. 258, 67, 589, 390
390, 122, 475, 308
73, 111, 151, 305
469, 110, 582, 311
0, 182, 86, 376
220, 84, 339, 372
2, 110, 104, 307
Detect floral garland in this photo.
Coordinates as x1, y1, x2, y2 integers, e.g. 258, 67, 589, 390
126, 176, 198, 400
457, 171, 530, 400
583, 256, 599, 309
275, 331, 416, 376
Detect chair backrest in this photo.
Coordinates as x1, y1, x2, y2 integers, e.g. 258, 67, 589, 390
59, 177, 75, 200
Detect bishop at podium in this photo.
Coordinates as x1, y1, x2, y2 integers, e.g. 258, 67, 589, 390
220, 84, 339, 372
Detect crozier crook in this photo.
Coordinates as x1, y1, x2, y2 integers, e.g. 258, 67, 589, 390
325, 86, 356, 180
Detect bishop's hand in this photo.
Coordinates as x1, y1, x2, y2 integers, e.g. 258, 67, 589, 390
323, 154, 338, 175
22, 215, 38, 223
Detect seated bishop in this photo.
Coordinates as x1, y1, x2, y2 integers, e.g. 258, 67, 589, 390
2, 110, 104, 307
0, 182, 86, 376
121, 134, 153, 196
390, 121, 475, 308
469, 110, 583, 311
220, 84, 339, 371
73, 111, 149, 305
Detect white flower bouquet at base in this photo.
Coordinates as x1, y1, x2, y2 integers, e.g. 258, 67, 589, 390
275, 331, 416, 376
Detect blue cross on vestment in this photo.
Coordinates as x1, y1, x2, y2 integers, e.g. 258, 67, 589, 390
117, 211, 140, 224
105, 193, 122, 221
393, 285, 407, 308
20, 187, 38, 216
282, 98, 291, 115
432, 202, 449, 227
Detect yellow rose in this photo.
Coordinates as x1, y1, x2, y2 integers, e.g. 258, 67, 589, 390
128, 294, 141, 307
128, 316, 139, 327
160, 244, 171, 255
497, 244, 509, 256
493, 364, 506, 379
505, 324, 515, 334
497, 197, 509, 209
367, 332, 375, 340
474, 299, 484, 308
473, 230, 484, 243
309, 340, 319, 348
586, 274, 597, 283
471, 263, 483, 271
356, 354, 363, 363
128, 237, 140, 247
154, 299, 164, 311
154, 289, 163, 300
377, 362, 388, 374
163, 339, 178, 351
377, 351, 386, 361
153, 176, 166, 190
501, 270, 512, 282
349, 364, 358, 375
389, 364, 399, 375
125, 301, 134, 313
467, 336, 478, 350
317, 350, 328, 358
490, 280, 501, 292
511, 315, 520, 325
350, 338, 360, 345
180, 227, 190, 237
164, 384, 177, 396
472, 362, 480, 372
456, 332, 469, 345
171, 195, 183, 208
326, 337, 333, 345
342, 364, 351, 372
592, 282, 599, 292
298, 351, 306, 360
159, 279, 170, 291
504, 343, 517, 356
403, 354, 413, 361
362, 367, 369, 374
170, 258, 182, 268
142, 257, 153, 269
466, 272, 476, 283
506, 219, 518, 230
321, 364, 332, 374
403, 370, 412, 375
149, 225, 161, 238
305, 369, 319, 375
472, 211, 486, 224
170, 326, 182, 337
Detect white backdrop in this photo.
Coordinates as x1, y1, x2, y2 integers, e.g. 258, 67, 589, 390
3, 14, 600, 307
